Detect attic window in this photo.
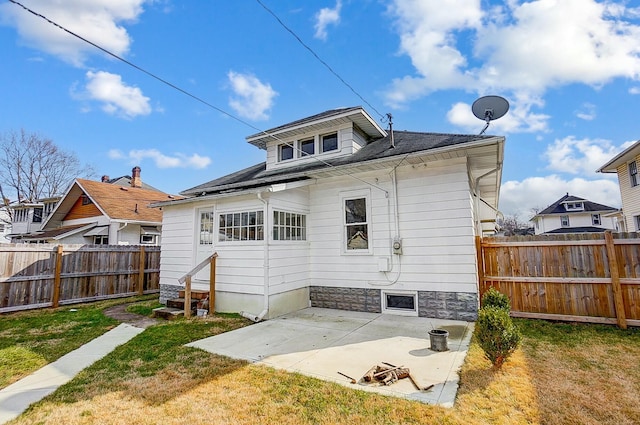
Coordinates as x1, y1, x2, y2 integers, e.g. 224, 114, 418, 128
300, 138, 315, 156
279, 144, 294, 161
565, 202, 583, 211
321, 133, 338, 153
81, 195, 93, 205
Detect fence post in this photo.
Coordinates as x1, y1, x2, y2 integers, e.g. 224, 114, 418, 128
52, 245, 63, 308
138, 246, 146, 295
184, 275, 192, 318
209, 253, 218, 314
475, 236, 485, 298
604, 231, 627, 329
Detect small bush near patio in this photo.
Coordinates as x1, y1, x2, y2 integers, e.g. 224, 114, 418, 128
481, 287, 510, 311
475, 306, 522, 369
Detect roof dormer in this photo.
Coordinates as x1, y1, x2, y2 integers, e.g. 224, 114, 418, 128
561, 195, 586, 212
246, 107, 387, 171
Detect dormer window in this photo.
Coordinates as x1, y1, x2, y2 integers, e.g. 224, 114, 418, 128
300, 138, 315, 156
321, 133, 338, 153
279, 144, 294, 161
565, 202, 583, 211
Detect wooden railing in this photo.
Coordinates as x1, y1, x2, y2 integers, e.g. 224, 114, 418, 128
0, 244, 160, 313
477, 232, 640, 329
178, 252, 218, 318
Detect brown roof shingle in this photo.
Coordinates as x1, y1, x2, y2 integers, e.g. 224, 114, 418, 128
77, 179, 178, 222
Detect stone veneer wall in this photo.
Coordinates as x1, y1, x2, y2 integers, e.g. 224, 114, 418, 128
159, 284, 180, 304
418, 291, 478, 321
309, 286, 478, 321
309, 286, 382, 313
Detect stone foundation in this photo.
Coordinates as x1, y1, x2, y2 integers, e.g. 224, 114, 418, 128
418, 291, 478, 321
309, 286, 478, 320
309, 286, 382, 313
159, 284, 180, 304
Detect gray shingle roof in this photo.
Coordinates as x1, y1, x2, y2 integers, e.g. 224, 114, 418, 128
537, 193, 617, 215
181, 130, 495, 196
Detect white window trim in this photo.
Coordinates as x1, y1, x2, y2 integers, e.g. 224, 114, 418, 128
560, 215, 570, 227
216, 208, 265, 244
592, 214, 601, 226
629, 161, 638, 187
340, 189, 372, 255
381, 290, 418, 316
272, 209, 308, 242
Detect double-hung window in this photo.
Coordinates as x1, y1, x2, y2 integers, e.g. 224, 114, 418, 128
635, 215, 640, 231
561, 215, 570, 227
592, 214, 601, 226
343, 192, 370, 252
630, 161, 638, 187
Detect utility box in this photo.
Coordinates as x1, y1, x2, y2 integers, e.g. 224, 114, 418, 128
377, 257, 391, 272
392, 238, 403, 255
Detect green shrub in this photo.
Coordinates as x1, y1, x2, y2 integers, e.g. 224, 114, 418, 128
475, 306, 521, 369
481, 287, 511, 311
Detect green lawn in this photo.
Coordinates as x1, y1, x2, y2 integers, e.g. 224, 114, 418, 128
2, 297, 639, 424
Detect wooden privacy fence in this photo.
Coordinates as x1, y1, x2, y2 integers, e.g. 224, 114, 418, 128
477, 232, 640, 329
0, 244, 160, 313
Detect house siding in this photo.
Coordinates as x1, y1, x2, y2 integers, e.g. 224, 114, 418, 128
535, 212, 617, 234
159, 158, 481, 319
617, 158, 640, 230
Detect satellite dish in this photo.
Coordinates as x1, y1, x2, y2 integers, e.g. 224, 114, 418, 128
472, 95, 509, 135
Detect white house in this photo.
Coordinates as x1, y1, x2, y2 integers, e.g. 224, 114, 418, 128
598, 140, 640, 232
530, 194, 619, 235
155, 107, 505, 321
16, 167, 176, 245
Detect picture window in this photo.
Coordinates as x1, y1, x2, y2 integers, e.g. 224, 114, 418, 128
321, 133, 338, 153
300, 138, 315, 156
279, 144, 294, 161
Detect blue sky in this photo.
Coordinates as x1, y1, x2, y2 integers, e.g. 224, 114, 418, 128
2, 0, 640, 220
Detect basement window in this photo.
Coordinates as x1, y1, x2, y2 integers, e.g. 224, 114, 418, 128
382, 291, 418, 316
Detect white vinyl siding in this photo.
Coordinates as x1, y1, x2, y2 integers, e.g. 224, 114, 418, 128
308, 159, 478, 294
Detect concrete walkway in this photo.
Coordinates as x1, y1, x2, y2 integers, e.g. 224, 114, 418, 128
0, 323, 143, 424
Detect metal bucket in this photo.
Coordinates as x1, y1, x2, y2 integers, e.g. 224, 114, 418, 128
428, 329, 449, 352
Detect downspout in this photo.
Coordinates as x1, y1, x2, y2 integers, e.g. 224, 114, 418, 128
473, 167, 499, 235
240, 190, 271, 322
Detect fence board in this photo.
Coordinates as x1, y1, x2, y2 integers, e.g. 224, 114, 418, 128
479, 232, 640, 328
0, 244, 160, 313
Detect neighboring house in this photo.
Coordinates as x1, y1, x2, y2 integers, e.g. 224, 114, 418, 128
154, 107, 505, 321
9, 197, 61, 240
0, 208, 12, 242
597, 140, 640, 232
15, 167, 177, 245
530, 193, 619, 235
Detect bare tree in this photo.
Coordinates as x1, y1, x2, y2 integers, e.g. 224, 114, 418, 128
498, 214, 532, 236
0, 129, 95, 219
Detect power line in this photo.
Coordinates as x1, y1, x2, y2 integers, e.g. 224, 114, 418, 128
255, 0, 387, 123
7, 0, 391, 194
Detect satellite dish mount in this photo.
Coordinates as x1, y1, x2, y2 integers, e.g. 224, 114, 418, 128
472, 95, 509, 135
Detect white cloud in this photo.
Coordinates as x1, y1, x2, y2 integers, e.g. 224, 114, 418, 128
82, 71, 151, 118
227, 71, 278, 121
447, 94, 549, 134
499, 175, 621, 219
630, 87, 640, 94
386, 0, 640, 130
314, 0, 342, 41
575, 103, 596, 121
109, 148, 211, 169
0, 0, 147, 66
544, 136, 624, 176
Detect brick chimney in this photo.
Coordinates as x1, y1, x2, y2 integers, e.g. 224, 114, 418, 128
101, 175, 110, 183
131, 166, 142, 188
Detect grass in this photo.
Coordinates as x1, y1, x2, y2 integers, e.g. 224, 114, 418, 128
2, 300, 640, 424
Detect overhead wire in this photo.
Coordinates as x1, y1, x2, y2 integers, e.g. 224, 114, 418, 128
7, 0, 391, 194
254, 0, 387, 124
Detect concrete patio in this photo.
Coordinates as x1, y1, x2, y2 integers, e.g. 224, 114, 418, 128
187, 307, 474, 406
